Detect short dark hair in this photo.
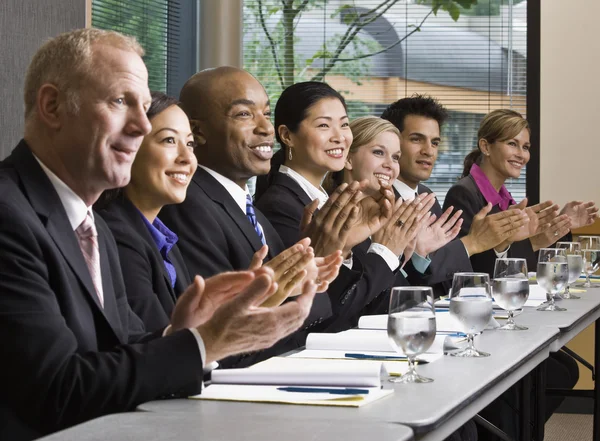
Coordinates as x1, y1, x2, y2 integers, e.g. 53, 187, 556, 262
147, 90, 180, 120
380, 94, 448, 132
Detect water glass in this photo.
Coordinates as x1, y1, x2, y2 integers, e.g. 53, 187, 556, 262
448, 273, 493, 357
493, 258, 529, 330
557, 242, 582, 298
537, 248, 568, 311
387, 286, 436, 383
579, 236, 600, 251
582, 249, 600, 288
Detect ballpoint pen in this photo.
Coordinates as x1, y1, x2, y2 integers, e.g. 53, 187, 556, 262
277, 387, 370, 395
344, 353, 430, 364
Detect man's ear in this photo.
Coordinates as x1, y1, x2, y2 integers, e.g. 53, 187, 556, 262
189, 119, 207, 145
36, 84, 62, 130
278, 125, 293, 147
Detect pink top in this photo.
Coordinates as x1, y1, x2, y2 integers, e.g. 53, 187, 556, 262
469, 163, 515, 211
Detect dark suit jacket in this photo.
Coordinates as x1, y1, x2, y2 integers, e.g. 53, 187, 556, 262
256, 172, 400, 329
98, 195, 192, 332
160, 167, 333, 365
0, 141, 203, 440
443, 174, 537, 276
402, 183, 473, 297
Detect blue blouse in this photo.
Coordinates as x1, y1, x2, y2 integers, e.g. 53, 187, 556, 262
139, 211, 179, 288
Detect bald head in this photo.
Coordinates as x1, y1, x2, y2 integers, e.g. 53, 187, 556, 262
179, 67, 275, 187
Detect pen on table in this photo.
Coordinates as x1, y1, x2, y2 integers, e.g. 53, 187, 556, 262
277, 386, 370, 395
344, 353, 429, 364
436, 331, 467, 337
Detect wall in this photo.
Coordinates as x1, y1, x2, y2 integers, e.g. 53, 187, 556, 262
0, 0, 86, 159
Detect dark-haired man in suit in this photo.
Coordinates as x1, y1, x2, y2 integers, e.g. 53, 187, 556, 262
0, 29, 316, 440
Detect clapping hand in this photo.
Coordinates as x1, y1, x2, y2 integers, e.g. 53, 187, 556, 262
415, 205, 463, 257
560, 201, 599, 229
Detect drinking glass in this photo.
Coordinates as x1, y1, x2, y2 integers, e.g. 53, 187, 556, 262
582, 249, 600, 288
448, 273, 493, 357
492, 258, 529, 330
557, 242, 582, 299
537, 248, 568, 311
387, 286, 435, 383
579, 236, 600, 251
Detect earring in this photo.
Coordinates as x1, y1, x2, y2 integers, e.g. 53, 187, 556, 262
288, 148, 293, 161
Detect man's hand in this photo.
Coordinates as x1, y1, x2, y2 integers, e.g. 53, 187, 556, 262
415, 205, 463, 256
460, 203, 529, 255
372, 193, 436, 257
560, 201, 599, 229
313, 250, 343, 292
170, 271, 256, 331
197, 269, 317, 364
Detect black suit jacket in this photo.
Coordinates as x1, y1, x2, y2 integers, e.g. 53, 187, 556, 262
0, 142, 202, 440
443, 174, 537, 276
160, 167, 333, 365
256, 172, 400, 329
402, 183, 473, 297
98, 195, 192, 332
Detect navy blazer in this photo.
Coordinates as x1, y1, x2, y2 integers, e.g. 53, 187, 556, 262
443, 174, 537, 276
98, 195, 192, 332
256, 171, 402, 328
0, 141, 203, 440
160, 167, 334, 366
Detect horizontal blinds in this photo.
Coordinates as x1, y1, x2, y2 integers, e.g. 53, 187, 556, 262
243, 0, 527, 204
91, 0, 183, 93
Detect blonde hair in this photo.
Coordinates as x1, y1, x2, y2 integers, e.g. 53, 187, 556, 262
24, 28, 144, 118
323, 116, 400, 194
462, 109, 530, 178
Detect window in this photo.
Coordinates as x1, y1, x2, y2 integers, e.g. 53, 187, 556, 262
243, 0, 528, 204
91, 0, 198, 97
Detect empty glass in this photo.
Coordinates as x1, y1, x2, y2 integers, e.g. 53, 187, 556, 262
387, 286, 436, 383
448, 273, 493, 357
582, 249, 600, 288
557, 242, 582, 299
493, 258, 529, 330
537, 248, 568, 311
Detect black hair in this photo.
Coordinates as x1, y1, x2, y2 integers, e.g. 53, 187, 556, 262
380, 94, 448, 132
254, 81, 347, 200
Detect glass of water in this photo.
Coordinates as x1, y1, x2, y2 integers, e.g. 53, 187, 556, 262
537, 248, 568, 311
582, 249, 600, 288
493, 258, 529, 331
449, 273, 493, 357
557, 242, 582, 299
579, 236, 600, 251
387, 286, 436, 383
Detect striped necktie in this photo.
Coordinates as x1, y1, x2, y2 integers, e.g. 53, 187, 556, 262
245, 194, 266, 245
75, 212, 104, 307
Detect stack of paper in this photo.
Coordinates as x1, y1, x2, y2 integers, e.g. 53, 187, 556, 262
192, 357, 394, 407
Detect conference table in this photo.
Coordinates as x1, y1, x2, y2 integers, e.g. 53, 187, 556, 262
39, 287, 600, 441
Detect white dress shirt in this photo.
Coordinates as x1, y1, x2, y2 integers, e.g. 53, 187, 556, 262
34, 155, 208, 368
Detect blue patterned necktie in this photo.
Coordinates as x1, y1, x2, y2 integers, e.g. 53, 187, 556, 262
245, 194, 266, 245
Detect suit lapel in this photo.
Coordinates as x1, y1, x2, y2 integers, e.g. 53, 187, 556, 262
10, 143, 119, 332
194, 168, 265, 254
273, 173, 313, 207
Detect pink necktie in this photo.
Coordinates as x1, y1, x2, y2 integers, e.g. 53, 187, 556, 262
76, 213, 104, 307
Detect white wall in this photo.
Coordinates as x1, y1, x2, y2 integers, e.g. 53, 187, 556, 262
540, 0, 600, 206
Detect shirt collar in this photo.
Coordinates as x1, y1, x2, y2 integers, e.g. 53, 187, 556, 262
199, 165, 250, 213
393, 179, 419, 201
279, 165, 329, 209
138, 211, 178, 256
33, 154, 91, 230
469, 163, 515, 210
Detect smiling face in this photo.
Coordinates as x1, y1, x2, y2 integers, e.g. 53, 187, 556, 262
345, 130, 400, 196
53, 44, 152, 204
127, 105, 197, 212
193, 71, 274, 186
283, 97, 352, 176
397, 115, 440, 188
482, 128, 530, 180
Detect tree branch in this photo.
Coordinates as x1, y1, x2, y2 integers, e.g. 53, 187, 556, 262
334, 9, 433, 62
310, 0, 398, 82
257, 0, 285, 89
294, 0, 311, 14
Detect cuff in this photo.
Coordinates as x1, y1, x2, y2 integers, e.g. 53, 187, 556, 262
494, 244, 511, 259
188, 328, 207, 370
368, 242, 400, 271
342, 252, 353, 270
411, 252, 432, 274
